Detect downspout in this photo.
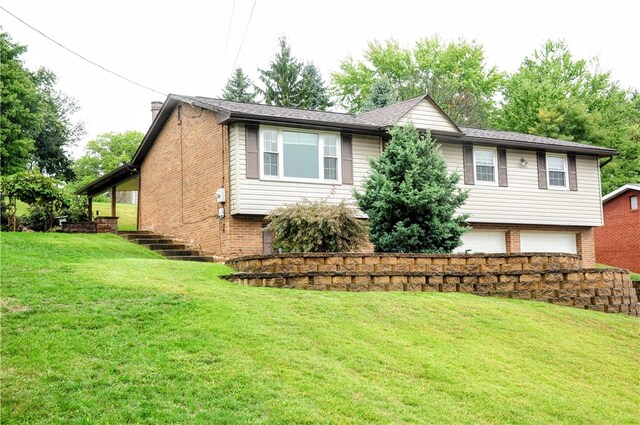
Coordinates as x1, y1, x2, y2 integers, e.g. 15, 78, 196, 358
599, 156, 613, 168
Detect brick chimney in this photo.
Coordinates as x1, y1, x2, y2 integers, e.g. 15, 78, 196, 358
151, 101, 163, 121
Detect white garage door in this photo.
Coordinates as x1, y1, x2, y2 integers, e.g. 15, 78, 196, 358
520, 232, 577, 254
454, 230, 506, 254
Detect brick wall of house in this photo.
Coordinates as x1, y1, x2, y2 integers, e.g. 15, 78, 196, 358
139, 103, 271, 257
139, 105, 225, 254
469, 223, 596, 267
594, 189, 640, 272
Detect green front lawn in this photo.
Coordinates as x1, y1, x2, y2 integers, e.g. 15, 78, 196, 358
2, 233, 639, 424
93, 201, 137, 230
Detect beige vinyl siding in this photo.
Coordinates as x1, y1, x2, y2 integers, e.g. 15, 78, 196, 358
230, 123, 380, 215
440, 143, 603, 226
397, 99, 458, 133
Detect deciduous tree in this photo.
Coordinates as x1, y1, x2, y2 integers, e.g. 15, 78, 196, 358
494, 40, 640, 193
72, 130, 143, 189
0, 32, 83, 180
332, 37, 504, 126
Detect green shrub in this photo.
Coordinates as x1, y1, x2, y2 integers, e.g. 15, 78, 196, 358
266, 200, 368, 253
1, 171, 89, 231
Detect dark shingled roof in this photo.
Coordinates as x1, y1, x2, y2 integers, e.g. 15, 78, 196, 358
172, 95, 379, 130
460, 127, 617, 155
355, 96, 425, 127
129, 93, 617, 168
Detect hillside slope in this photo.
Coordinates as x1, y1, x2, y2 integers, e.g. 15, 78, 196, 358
1, 233, 638, 424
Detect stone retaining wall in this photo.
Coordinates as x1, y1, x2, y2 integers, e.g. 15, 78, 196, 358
224, 253, 639, 316
227, 253, 583, 274
60, 216, 118, 234
61, 221, 97, 233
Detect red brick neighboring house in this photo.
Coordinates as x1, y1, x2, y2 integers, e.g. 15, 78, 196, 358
594, 184, 640, 272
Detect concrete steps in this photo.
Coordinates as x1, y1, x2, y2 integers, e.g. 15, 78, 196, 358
117, 230, 215, 262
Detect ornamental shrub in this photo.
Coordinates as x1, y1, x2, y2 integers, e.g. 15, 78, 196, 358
266, 199, 368, 252
354, 124, 469, 253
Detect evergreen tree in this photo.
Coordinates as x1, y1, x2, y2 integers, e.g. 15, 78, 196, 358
222, 67, 256, 103
355, 124, 468, 253
299, 64, 333, 110
257, 37, 332, 110
361, 77, 398, 111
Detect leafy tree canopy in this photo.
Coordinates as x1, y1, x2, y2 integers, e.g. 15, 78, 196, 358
222, 67, 257, 103
332, 36, 504, 126
72, 130, 143, 189
355, 124, 469, 253
1, 32, 42, 175
0, 32, 83, 181
257, 37, 332, 110
494, 40, 640, 193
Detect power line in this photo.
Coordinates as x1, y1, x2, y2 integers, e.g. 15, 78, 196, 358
0, 5, 167, 97
221, 0, 236, 72
230, 0, 257, 74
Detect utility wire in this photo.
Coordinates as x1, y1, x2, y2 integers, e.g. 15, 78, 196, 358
0, 5, 167, 97
230, 0, 257, 74
221, 0, 236, 72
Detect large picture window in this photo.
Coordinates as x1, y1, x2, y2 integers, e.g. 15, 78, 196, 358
260, 127, 340, 182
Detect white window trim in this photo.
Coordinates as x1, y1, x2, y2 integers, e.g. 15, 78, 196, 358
258, 126, 342, 184
631, 195, 638, 211
546, 153, 568, 190
473, 146, 498, 186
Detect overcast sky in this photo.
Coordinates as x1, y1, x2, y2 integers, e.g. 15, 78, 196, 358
1, 0, 638, 157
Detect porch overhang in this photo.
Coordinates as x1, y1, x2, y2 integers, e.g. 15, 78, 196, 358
75, 163, 139, 197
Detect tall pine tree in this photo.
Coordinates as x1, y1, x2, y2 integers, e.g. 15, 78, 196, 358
257, 37, 331, 110
222, 68, 256, 103
355, 124, 468, 253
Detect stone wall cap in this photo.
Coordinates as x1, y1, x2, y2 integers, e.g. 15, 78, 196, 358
227, 251, 581, 264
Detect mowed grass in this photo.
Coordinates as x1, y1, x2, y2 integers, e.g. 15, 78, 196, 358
11, 199, 138, 231
1, 234, 639, 424
92, 201, 137, 230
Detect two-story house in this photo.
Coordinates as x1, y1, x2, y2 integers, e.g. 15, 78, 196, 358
78, 94, 616, 266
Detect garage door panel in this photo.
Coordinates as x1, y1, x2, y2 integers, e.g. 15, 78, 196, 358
520, 232, 577, 254
454, 230, 506, 254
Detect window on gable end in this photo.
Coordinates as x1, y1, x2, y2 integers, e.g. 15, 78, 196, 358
631, 195, 638, 211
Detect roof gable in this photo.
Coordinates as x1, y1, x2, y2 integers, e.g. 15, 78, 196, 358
357, 95, 461, 134
602, 184, 640, 203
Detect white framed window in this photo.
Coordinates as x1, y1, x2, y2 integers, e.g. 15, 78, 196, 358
259, 127, 340, 183
547, 154, 567, 189
474, 147, 497, 185
263, 129, 279, 177
631, 195, 638, 211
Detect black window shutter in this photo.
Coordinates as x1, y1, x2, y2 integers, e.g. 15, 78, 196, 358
245, 125, 259, 179
537, 151, 547, 189
341, 133, 353, 185
497, 148, 508, 187
568, 154, 578, 191
463, 145, 475, 185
